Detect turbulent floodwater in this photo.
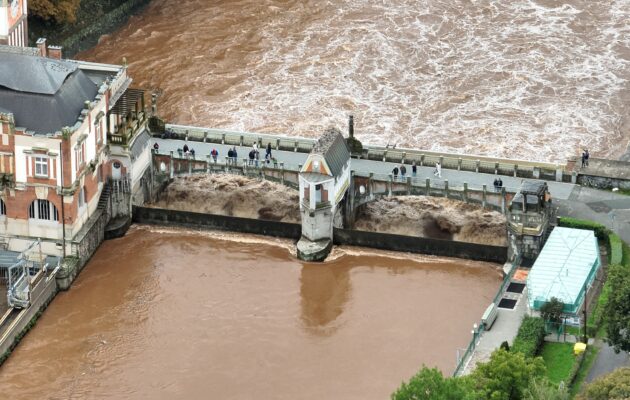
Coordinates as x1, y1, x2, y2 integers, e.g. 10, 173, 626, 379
78, 0, 630, 162
0, 226, 500, 400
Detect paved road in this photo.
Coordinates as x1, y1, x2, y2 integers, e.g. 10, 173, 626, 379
154, 137, 630, 242
586, 340, 630, 383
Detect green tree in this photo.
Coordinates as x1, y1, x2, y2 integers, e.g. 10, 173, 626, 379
578, 367, 630, 400
471, 349, 546, 400
524, 378, 569, 400
604, 264, 630, 353
392, 366, 475, 400
540, 297, 564, 324
29, 0, 81, 24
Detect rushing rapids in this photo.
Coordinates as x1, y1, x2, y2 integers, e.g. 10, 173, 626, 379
0, 226, 501, 399
79, 0, 630, 162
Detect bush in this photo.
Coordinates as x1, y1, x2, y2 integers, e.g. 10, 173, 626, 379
608, 233, 623, 265
578, 367, 630, 400
557, 217, 609, 241
512, 316, 547, 357
471, 349, 546, 400
391, 366, 475, 400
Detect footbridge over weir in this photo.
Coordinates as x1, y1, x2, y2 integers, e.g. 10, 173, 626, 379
146, 123, 578, 207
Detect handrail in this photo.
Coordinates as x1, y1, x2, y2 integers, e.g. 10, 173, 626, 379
165, 123, 567, 171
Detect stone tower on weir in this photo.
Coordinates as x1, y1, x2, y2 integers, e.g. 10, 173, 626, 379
0, 0, 28, 47
297, 128, 351, 261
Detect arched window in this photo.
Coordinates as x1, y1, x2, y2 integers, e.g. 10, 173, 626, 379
0, 199, 5, 216
28, 199, 58, 221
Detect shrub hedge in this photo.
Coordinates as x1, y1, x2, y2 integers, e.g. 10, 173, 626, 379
557, 217, 609, 241
512, 316, 546, 358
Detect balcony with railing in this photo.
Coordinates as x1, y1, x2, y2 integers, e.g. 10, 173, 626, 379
107, 87, 147, 146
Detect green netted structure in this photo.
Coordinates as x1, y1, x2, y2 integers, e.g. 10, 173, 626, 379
527, 227, 601, 315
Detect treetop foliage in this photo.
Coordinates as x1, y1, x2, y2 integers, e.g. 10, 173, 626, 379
29, 0, 82, 24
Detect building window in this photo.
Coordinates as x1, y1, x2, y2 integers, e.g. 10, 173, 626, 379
78, 187, 87, 208
0, 199, 5, 216
96, 121, 102, 144
34, 157, 49, 178
76, 144, 84, 167
28, 199, 59, 221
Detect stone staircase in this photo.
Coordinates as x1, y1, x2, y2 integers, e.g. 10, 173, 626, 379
97, 182, 111, 212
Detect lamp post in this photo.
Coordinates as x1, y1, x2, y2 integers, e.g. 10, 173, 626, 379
472, 323, 479, 349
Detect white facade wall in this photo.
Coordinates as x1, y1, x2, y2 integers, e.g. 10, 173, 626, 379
14, 135, 61, 186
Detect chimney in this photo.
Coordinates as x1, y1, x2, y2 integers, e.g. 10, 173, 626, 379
36, 38, 47, 58
348, 115, 354, 138
47, 45, 63, 60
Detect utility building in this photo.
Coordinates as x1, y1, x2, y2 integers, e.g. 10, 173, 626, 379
297, 127, 350, 261
527, 227, 601, 315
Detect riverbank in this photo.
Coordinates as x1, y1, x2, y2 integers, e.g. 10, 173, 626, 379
28, 0, 151, 57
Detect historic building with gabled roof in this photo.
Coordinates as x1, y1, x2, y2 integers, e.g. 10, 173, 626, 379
0, 43, 146, 257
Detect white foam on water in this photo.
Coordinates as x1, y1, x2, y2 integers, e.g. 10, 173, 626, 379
83, 0, 630, 162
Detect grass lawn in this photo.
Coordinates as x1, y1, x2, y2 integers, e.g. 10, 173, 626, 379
541, 342, 577, 385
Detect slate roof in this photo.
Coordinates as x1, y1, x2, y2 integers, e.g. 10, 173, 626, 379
311, 127, 350, 177
520, 181, 548, 196
0, 53, 98, 134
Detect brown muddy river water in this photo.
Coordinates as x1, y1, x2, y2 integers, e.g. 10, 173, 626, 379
78, 0, 630, 162
0, 226, 500, 399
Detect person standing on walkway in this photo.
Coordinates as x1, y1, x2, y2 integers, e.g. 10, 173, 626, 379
211, 148, 218, 163
392, 166, 399, 181
400, 164, 407, 179
249, 149, 255, 166
227, 148, 233, 164
183, 143, 189, 154
412, 162, 417, 177
581, 151, 587, 168
585, 149, 590, 167
434, 161, 441, 178
153, 142, 159, 154
232, 146, 238, 164
266, 142, 272, 161
493, 178, 499, 192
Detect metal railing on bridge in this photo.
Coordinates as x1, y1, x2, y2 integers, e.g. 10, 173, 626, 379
163, 123, 571, 183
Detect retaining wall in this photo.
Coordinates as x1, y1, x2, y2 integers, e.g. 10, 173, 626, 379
133, 206, 302, 239
333, 228, 508, 264
133, 206, 507, 263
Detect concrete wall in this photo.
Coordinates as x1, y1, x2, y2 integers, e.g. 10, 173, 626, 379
133, 206, 507, 263
133, 206, 302, 239
300, 206, 333, 241
57, 209, 108, 289
333, 228, 508, 263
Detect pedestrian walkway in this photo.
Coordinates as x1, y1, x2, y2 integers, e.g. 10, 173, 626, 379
153, 137, 630, 243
